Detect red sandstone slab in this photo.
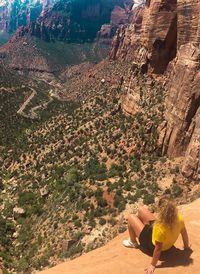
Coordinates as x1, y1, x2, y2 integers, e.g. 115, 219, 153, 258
38, 199, 200, 274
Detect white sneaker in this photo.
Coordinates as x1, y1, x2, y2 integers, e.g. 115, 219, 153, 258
122, 239, 139, 248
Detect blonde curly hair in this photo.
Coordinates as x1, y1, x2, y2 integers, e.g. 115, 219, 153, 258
157, 197, 178, 229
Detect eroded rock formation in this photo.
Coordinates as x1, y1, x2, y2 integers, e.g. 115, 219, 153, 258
24, 0, 129, 43
110, 0, 200, 179
0, 0, 57, 33
161, 45, 200, 179
97, 4, 134, 41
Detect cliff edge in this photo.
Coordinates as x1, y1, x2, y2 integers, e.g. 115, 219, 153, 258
110, 0, 200, 180
38, 198, 200, 274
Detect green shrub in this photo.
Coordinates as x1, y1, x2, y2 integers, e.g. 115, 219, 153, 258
148, 182, 159, 193
143, 193, 154, 205
15, 258, 29, 273
53, 166, 65, 178
96, 197, 107, 207
118, 202, 126, 212
131, 158, 141, 172
18, 192, 37, 206
99, 218, 106, 225
135, 180, 145, 189
74, 219, 82, 228
108, 163, 125, 177
85, 156, 107, 180
108, 218, 117, 226
89, 219, 96, 228
172, 184, 183, 197
127, 193, 137, 203
94, 188, 103, 198
64, 167, 79, 185
124, 181, 132, 191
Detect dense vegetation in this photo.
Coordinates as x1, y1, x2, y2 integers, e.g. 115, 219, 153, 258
0, 60, 188, 273
35, 38, 109, 68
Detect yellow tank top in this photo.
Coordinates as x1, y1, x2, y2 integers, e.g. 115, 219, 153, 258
152, 212, 185, 251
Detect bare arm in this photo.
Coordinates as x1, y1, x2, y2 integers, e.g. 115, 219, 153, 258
145, 242, 163, 274
181, 227, 190, 249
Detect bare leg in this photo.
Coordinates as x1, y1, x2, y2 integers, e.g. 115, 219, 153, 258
137, 206, 156, 225
128, 214, 144, 242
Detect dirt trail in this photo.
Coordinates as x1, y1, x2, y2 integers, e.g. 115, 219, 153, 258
17, 88, 37, 117
17, 87, 53, 119
29, 96, 53, 119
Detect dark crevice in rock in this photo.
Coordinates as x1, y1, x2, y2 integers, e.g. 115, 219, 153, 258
159, 0, 177, 12
150, 12, 177, 74
165, 13, 177, 62
162, 127, 174, 155
146, 0, 151, 7
185, 95, 200, 131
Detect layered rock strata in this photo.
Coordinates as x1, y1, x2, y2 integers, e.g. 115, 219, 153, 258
23, 0, 128, 43
110, 0, 200, 179
97, 5, 133, 41
0, 0, 56, 33
161, 45, 200, 179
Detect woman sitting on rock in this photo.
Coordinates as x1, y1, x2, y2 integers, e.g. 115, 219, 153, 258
123, 197, 190, 274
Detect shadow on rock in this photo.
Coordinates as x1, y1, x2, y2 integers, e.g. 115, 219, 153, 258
140, 246, 193, 268
158, 247, 193, 268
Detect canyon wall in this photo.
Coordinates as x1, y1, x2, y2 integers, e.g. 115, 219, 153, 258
0, 0, 57, 33
110, 0, 200, 179
28, 0, 131, 43
1, 0, 133, 43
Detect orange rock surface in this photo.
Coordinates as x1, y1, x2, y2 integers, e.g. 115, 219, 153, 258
38, 198, 200, 274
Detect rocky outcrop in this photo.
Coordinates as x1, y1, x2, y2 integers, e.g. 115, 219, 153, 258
38, 198, 200, 274
160, 0, 200, 179
0, 33, 53, 73
97, 4, 134, 41
110, 0, 177, 73
0, 0, 57, 33
161, 44, 200, 179
24, 0, 128, 43
1, 0, 133, 45
110, 0, 200, 179
110, 5, 144, 60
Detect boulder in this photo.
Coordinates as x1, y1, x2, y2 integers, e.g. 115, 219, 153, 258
13, 207, 25, 219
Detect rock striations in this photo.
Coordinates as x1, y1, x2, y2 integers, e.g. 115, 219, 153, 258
15, 0, 131, 43
0, 0, 57, 33
110, 0, 200, 180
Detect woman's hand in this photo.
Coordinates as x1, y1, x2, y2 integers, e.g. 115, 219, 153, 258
145, 264, 155, 274
181, 227, 190, 250
183, 243, 192, 250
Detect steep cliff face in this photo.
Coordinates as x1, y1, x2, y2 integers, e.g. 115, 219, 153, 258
1, 0, 132, 43
160, 0, 200, 179
97, 4, 134, 41
0, 0, 131, 72
110, 3, 144, 60
0, 0, 57, 33
26, 0, 128, 42
110, 0, 200, 179
110, 0, 177, 73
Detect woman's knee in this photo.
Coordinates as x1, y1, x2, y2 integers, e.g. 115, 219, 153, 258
128, 214, 139, 225
128, 214, 136, 223
137, 206, 155, 224
128, 214, 144, 237
138, 206, 148, 217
